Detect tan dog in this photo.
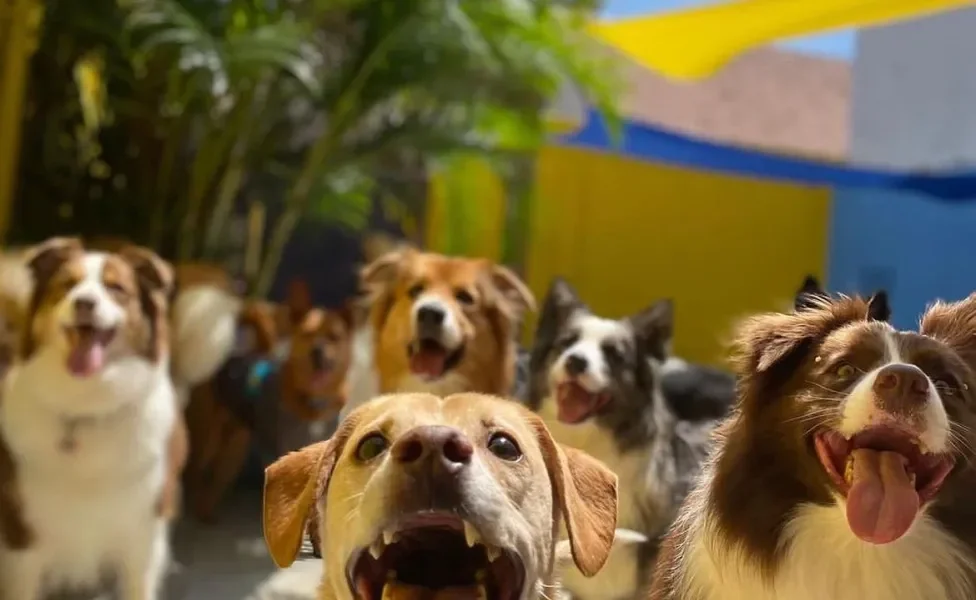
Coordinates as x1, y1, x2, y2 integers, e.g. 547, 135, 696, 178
342, 250, 536, 417
264, 392, 619, 600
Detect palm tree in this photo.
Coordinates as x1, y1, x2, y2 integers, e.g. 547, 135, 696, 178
13, 0, 620, 296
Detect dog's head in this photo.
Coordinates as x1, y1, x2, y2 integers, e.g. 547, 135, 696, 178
794, 274, 891, 322
22, 237, 174, 377
278, 280, 355, 418
232, 300, 280, 359
362, 249, 535, 392
263, 392, 618, 600
527, 278, 672, 429
722, 294, 976, 550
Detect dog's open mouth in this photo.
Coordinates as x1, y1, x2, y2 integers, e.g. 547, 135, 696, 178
555, 381, 610, 424
815, 426, 954, 545
408, 339, 464, 380
64, 324, 116, 377
348, 514, 523, 600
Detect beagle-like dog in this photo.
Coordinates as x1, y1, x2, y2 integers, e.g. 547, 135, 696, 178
263, 392, 620, 600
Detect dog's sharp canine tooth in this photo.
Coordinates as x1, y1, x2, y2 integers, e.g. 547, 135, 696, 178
383, 529, 397, 546
369, 539, 384, 559
485, 545, 501, 562
844, 454, 855, 485
464, 521, 480, 547
381, 582, 394, 600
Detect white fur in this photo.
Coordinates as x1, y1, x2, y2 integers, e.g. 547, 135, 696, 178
551, 315, 623, 393
170, 284, 241, 392
680, 499, 975, 600
412, 294, 463, 351
340, 325, 380, 421
0, 254, 176, 599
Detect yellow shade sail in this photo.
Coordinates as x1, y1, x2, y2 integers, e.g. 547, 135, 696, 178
589, 0, 973, 80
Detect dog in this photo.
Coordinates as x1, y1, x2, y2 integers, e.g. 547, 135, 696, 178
525, 277, 721, 600
795, 274, 891, 321
263, 391, 621, 600
649, 293, 976, 600
340, 248, 536, 417
0, 237, 185, 599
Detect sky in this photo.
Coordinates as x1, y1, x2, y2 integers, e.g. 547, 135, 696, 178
600, 0, 858, 60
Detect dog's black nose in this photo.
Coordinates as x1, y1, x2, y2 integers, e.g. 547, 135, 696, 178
873, 363, 930, 415
417, 305, 446, 328
73, 297, 96, 314
392, 425, 473, 474
565, 354, 588, 376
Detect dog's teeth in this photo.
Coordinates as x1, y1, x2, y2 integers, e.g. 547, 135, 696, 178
383, 529, 398, 546
844, 455, 855, 485
464, 521, 480, 547
909, 471, 917, 487
369, 539, 384, 559
485, 545, 501, 562
381, 583, 395, 600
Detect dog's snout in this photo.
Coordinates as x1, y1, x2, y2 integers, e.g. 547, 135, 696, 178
391, 425, 474, 473
565, 354, 588, 376
73, 297, 96, 315
417, 305, 446, 328
873, 363, 930, 414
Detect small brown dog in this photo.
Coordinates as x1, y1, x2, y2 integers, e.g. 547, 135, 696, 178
264, 392, 620, 600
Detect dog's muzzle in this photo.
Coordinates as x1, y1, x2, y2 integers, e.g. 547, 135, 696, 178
408, 305, 464, 381
347, 425, 525, 600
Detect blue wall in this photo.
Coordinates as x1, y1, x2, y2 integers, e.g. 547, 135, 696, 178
828, 188, 976, 330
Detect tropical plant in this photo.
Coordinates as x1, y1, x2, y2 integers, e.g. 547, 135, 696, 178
13, 0, 620, 296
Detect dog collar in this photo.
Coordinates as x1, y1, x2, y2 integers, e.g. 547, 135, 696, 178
246, 359, 276, 397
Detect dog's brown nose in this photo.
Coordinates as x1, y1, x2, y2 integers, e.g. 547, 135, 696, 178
873, 363, 930, 414
392, 425, 473, 474
74, 297, 96, 315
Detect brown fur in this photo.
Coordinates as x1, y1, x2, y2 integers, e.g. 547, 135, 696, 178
262, 392, 618, 599
649, 295, 976, 599
362, 248, 535, 396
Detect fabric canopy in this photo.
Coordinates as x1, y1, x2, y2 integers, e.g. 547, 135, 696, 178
559, 109, 976, 200
589, 0, 972, 80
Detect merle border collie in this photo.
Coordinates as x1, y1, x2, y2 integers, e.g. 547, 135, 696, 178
650, 293, 976, 600
525, 278, 726, 600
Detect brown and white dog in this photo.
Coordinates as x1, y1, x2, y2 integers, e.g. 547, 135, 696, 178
264, 392, 619, 600
340, 249, 536, 418
0, 237, 185, 599
650, 294, 976, 600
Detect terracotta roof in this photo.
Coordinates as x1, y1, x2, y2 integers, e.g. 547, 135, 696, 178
617, 47, 852, 160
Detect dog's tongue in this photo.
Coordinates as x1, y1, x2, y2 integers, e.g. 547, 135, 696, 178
846, 448, 919, 544
379, 581, 485, 600
555, 383, 609, 424
67, 331, 106, 377
409, 346, 447, 378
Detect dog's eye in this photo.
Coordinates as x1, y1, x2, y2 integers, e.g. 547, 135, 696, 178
407, 284, 425, 299
106, 282, 127, 295
487, 433, 522, 461
556, 334, 578, 350
455, 289, 475, 306
356, 433, 389, 462
834, 363, 856, 379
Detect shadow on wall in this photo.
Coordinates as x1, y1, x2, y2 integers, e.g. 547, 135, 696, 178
828, 188, 976, 330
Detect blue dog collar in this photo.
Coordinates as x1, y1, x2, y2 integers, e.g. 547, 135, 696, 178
246, 359, 276, 396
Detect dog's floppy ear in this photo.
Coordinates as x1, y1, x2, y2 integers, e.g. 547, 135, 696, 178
489, 265, 536, 317
361, 248, 411, 293
733, 296, 873, 376
532, 418, 617, 577
920, 293, 976, 366
628, 299, 673, 362
24, 237, 83, 285
119, 245, 175, 297
263, 414, 359, 568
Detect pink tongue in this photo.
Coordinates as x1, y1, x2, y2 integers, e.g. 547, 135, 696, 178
556, 384, 608, 424
67, 338, 105, 377
846, 449, 919, 544
409, 349, 446, 378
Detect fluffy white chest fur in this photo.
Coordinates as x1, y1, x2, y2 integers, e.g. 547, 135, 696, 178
682, 501, 976, 600
538, 397, 659, 600
0, 351, 175, 598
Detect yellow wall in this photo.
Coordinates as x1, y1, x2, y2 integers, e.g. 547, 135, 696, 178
427, 145, 831, 368
522, 146, 831, 368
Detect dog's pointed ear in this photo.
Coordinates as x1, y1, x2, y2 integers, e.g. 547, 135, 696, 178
263, 414, 360, 568
489, 265, 536, 317
285, 279, 313, 325
25, 237, 83, 284
920, 293, 976, 365
532, 418, 617, 577
795, 275, 826, 311
867, 290, 891, 322
528, 278, 586, 399
119, 245, 175, 298
628, 299, 673, 362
